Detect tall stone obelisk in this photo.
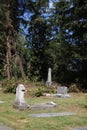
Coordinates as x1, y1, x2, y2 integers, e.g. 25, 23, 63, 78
46, 68, 52, 87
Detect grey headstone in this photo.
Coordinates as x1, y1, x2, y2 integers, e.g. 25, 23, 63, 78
56, 86, 70, 98
57, 86, 67, 94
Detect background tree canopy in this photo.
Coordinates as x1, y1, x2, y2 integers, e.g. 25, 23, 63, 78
0, 0, 87, 89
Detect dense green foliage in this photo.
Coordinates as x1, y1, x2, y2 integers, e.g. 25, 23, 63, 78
0, 0, 87, 88
49, 0, 87, 86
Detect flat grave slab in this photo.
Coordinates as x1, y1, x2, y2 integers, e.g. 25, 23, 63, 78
29, 112, 76, 117
72, 127, 87, 130
0, 124, 13, 130
0, 101, 5, 103
30, 101, 57, 110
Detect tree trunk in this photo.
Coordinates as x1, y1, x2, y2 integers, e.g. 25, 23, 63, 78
15, 55, 25, 78
6, 36, 12, 79
5, 2, 13, 79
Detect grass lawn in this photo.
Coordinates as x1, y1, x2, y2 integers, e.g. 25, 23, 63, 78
0, 90, 87, 130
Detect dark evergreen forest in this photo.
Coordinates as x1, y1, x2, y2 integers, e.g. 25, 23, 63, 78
0, 0, 87, 89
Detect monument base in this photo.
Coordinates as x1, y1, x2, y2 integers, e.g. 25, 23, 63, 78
13, 101, 30, 110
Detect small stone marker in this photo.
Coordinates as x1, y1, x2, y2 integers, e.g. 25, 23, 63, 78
57, 86, 70, 98
13, 84, 29, 109
57, 86, 67, 94
46, 68, 52, 87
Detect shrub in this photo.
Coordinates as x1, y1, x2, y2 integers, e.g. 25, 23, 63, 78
35, 87, 43, 97
2, 78, 16, 93
69, 83, 80, 93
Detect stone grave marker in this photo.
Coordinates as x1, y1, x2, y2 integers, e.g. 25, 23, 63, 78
0, 124, 14, 130
56, 86, 70, 98
29, 112, 76, 117
46, 68, 52, 87
13, 84, 29, 109
30, 101, 57, 110
58, 86, 67, 94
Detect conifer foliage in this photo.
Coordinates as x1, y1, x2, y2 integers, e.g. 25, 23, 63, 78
0, 0, 87, 88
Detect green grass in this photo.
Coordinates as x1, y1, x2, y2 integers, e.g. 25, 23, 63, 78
0, 92, 87, 130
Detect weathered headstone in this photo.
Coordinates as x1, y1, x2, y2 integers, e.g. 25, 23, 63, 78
13, 84, 29, 109
46, 68, 52, 87
57, 86, 67, 94
57, 86, 70, 98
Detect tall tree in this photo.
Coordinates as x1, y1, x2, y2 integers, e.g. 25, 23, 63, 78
26, 0, 50, 80
70, 0, 87, 86
5, 0, 19, 79
0, 1, 6, 79
0, 0, 26, 79
52, 0, 87, 85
